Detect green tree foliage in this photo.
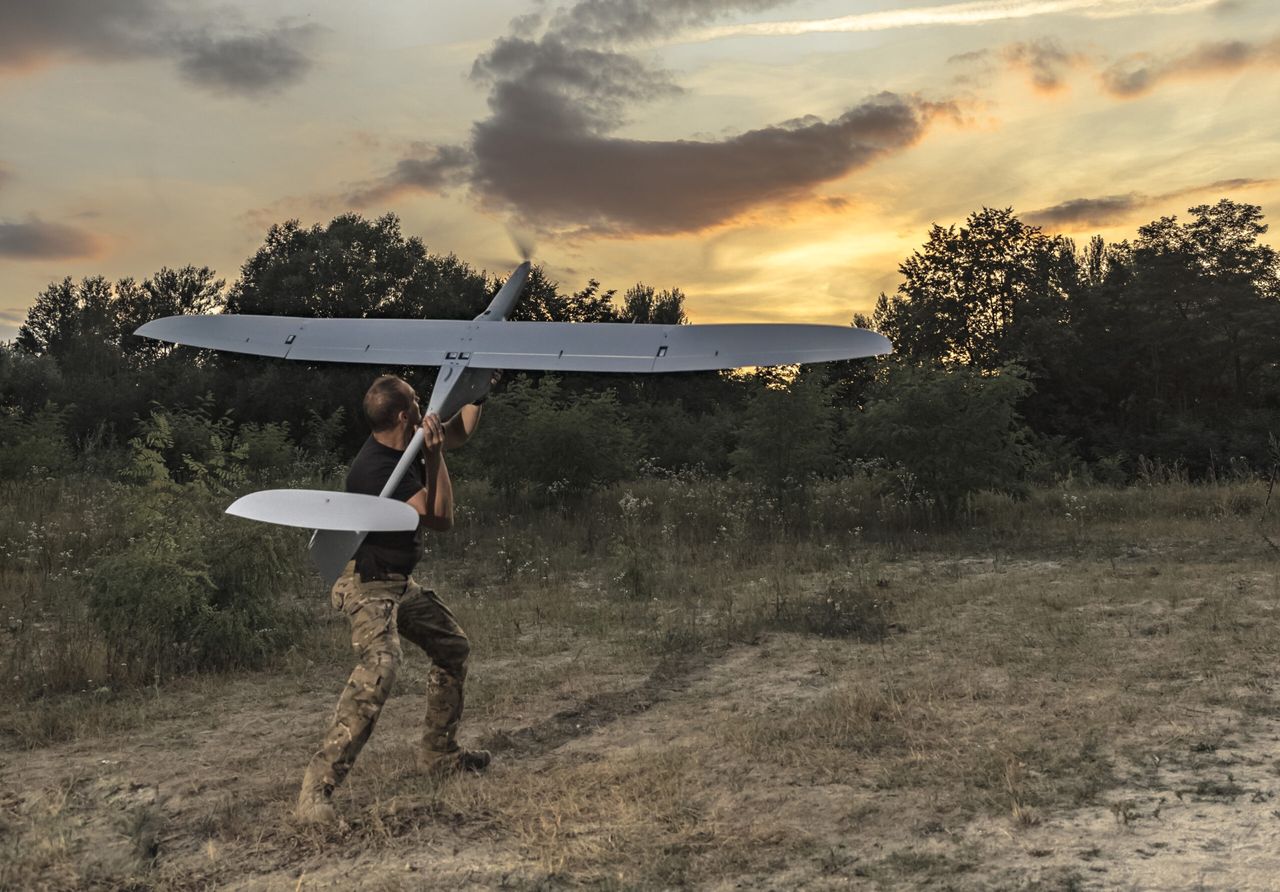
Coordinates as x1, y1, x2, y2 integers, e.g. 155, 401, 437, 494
871, 200, 1280, 475
1060, 201, 1280, 469
472, 375, 637, 499
5, 201, 1277, 500
729, 368, 837, 497
114, 267, 225, 365
0, 402, 73, 478
83, 410, 305, 680
847, 363, 1033, 513
234, 422, 297, 479
0, 345, 63, 415
87, 485, 297, 680
11, 269, 227, 449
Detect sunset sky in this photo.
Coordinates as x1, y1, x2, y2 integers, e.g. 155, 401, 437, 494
1, 0, 1277, 341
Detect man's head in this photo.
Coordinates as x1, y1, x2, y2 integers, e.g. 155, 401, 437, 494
363, 375, 421, 433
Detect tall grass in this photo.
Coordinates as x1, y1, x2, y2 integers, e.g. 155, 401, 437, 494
1, 470, 1274, 748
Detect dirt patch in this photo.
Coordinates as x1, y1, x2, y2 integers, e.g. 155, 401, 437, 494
5, 537, 1280, 889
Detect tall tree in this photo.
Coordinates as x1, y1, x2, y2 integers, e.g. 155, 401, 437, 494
872, 207, 1078, 371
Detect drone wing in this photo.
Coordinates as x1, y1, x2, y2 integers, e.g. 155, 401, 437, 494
135, 316, 891, 370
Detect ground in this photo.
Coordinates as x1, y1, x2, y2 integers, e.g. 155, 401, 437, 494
4, 486, 1280, 889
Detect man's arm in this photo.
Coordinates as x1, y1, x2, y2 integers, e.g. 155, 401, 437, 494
442, 370, 502, 449
443, 403, 482, 450
406, 413, 453, 531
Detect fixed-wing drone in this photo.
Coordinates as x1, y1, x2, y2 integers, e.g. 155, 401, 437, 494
136, 262, 892, 584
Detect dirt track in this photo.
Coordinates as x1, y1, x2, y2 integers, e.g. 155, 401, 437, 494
8, 615, 1280, 890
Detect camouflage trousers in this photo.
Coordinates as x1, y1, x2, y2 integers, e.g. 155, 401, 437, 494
305, 561, 471, 790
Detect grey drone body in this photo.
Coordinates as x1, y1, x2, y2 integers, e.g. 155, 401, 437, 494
135, 261, 893, 585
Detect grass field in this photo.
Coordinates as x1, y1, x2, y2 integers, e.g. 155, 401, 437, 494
2, 475, 1279, 889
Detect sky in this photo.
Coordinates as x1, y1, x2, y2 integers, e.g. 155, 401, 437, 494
1, 0, 1277, 341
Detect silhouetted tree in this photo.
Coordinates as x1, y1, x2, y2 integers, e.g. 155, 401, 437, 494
872, 207, 1078, 371
617, 284, 687, 325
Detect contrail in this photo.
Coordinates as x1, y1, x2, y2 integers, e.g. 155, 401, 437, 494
679, 0, 1218, 42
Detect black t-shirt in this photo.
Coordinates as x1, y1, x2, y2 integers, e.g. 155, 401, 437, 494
345, 435, 424, 580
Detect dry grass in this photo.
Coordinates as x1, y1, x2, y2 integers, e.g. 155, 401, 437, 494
1, 476, 1278, 888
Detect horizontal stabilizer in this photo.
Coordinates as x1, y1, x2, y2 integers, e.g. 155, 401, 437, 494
135, 316, 892, 372
226, 489, 419, 532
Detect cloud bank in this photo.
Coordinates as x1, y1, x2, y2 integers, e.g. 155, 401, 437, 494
0, 0, 321, 97
0, 216, 99, 260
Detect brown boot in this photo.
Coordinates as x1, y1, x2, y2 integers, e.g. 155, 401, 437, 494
295, 765, 339, 826
416, 746, 492, 778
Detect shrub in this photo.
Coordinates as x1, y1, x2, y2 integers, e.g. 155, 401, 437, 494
86, 486, 299, 681
473, 375, 637, 499
730, 369, 837, 502
847, 362, 1034, 515
0, 403, 73, 479
234, 421, 297, 479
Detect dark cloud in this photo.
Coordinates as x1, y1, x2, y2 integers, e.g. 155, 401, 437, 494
471, 90, 952, 235
346, 144, 472, 206
354, 2, 954, 236
174, 24, 320, 96
1102, 34, 1280, 97
547, 0, 794, 45
0, 0, 319, 97
1025, 194, 1144, 227
472, 36, 683, 133
1026, 178, 1274, 228
1002, 39, 1083, 93
0, 0, 160, 69
0, 217, 99, 259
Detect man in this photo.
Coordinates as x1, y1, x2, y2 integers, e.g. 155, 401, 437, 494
297, 373, 491, 826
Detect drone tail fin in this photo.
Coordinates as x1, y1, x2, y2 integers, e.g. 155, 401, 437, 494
226, 490, 419, 586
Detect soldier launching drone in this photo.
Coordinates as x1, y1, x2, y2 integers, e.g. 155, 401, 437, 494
135, 260, 892, 826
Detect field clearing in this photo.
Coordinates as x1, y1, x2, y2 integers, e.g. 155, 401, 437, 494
3, 479, 1280, 889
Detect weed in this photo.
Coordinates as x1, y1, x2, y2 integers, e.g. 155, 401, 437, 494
774, 580, 894, 641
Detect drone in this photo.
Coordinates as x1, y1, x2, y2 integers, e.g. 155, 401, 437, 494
136, 262, 893, 584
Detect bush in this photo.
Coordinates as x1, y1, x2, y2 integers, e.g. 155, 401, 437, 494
847, 362, 1034, 515
234, 421, 297, 479
0, 403, 73, 479
86, 486, 299, 681
0, 346, 64, 415
473, 375, 637, 499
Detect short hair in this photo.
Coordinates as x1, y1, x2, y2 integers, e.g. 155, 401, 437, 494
363, 375, 415, 432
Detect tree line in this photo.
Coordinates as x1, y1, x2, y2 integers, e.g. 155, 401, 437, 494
2, 201, 1277, 512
